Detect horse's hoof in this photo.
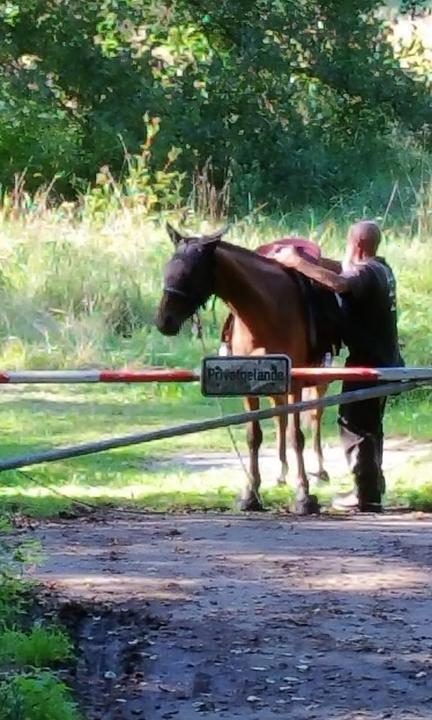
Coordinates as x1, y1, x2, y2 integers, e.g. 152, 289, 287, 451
317, 470, 330, 483
276, 477, 287, 487
309, 470, 330, 484
294, 494, 321, 516
239, 494, 264, 512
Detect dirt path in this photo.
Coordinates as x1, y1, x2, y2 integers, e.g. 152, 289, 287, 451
26, 511, 432, 720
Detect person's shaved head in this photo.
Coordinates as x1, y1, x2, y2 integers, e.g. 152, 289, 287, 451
342, 220, 382, 270
348, 220, 381, 256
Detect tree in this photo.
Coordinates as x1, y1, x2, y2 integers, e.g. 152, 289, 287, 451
0, 0, 429, 206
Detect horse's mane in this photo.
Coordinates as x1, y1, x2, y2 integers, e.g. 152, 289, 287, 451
218, 239, 297, 278
219, 239, 272, 261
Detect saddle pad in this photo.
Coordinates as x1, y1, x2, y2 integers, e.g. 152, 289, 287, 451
255, 237, 321, 262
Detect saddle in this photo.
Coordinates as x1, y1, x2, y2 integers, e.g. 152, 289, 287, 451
220, 237, 342, 365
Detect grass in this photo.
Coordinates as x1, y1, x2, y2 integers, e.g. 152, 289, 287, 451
0, 188, 430, 720
0, 523, 81, 720
0, 380, 430, 516
0, 672, 82, 720
0, 626, 74, 668
0, 195, 431, 367
0, 185, 430, 516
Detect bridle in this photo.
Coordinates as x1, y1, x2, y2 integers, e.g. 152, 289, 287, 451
163, 284, 212, 308
162, 237, 220, 338
163, 285, 213, 341
163, 286, 189, 299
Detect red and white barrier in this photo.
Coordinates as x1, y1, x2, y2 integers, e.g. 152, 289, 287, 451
291, 367, 432, 383
0, 368, 200, 384
0, 367, 430, 384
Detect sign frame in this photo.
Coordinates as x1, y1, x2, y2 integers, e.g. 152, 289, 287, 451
201, 354, 292, 397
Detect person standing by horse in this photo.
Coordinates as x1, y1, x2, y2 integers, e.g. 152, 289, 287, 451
272, 220, 403, 513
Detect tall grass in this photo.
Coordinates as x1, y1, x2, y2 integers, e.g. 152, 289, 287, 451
0, 175, 431, 371
0, 173, 430, 517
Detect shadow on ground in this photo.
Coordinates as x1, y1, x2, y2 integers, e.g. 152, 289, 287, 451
22, 512, 432, 720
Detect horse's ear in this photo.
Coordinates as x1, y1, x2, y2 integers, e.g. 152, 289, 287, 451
202, 225, 230, 244
166, 222, 184, 246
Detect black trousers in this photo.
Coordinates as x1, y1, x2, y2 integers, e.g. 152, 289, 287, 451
337, 381, 387, 506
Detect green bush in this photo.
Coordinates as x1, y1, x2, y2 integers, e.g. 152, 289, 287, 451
0, 520, 80, 720
0, 1, 430, 208
0, 672, 82, 720
0, 626, 73, 668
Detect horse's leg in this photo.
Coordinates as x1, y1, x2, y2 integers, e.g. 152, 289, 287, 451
272, 394, 288, 486
289, 390, 320, 515
309, 385, 330, 483
240, 395, 264, 511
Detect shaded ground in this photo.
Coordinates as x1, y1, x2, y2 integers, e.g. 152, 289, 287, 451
24, 511, 432, 719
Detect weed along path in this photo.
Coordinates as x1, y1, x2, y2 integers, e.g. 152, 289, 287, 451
25, 512, 432, 720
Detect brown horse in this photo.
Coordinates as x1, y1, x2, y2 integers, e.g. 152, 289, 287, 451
219, 236, 335, 486
156, 224, 341, 515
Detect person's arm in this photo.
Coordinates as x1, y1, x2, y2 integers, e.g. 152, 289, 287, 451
274, 247, 349, 294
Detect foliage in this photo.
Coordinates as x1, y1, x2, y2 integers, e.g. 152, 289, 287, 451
0, 521, 39, 624
0, 196, 429, 516
0, 0, 430, 209
0, 672, 82, 720
0, 626, 74, 668
81, 114, 185, 220
0, 521, 79, 720
0, 180, 431, 364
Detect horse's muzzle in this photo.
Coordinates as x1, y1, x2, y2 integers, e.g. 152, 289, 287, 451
156, 314, 180, 336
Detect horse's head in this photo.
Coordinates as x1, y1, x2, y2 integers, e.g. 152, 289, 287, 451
156, 223, 229, 336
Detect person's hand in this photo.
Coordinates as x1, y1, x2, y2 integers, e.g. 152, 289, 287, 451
271, 245, 302, 269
